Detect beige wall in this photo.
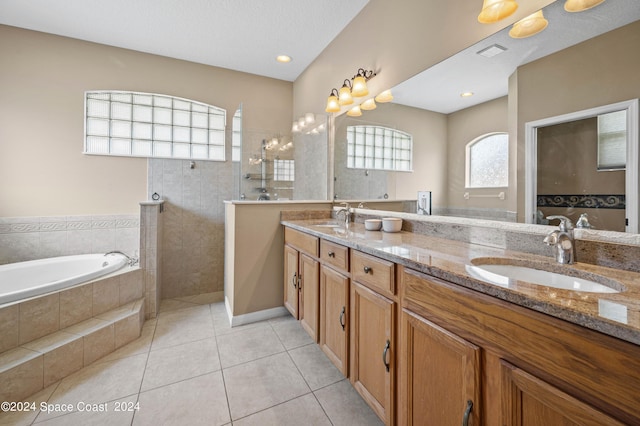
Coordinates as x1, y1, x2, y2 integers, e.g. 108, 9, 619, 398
447, 97, 512, 211
515, 20, 640, 221
292, 0, 554, 117
0, 25, 292, 217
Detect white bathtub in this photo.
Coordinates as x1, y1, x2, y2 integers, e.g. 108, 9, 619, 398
0, 253, 129, 305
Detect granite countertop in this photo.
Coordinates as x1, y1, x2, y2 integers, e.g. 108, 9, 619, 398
282, 219, 640, 346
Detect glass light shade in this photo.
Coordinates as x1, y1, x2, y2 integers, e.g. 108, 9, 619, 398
298, 117, 306, 127
351, 76, 369, 97
478, 0, 518, 24
271, 137, 279, 146
508, 10, 548, 39
338, 85, 354, 105
325, 95, 340, 113
361, 99, 377, 111
292, 122, 300, 132
304, 112, 315, 124
564, 0, 605, 12
375, 90, 393, 103
347, 105, 362, 117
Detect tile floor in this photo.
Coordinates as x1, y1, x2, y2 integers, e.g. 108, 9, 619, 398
0, 298, 383, 426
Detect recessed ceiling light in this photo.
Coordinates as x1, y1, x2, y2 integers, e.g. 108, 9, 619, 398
461, 92, 474, 97
276, 55, 292, 63
476, 44, 507, 58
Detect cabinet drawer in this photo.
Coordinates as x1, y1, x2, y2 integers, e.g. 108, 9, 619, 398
320, 240, 349, 272
352, 250, 395, 296
285, 227, 319, 257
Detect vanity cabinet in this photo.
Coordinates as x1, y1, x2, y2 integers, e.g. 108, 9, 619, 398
399, 309, 480, 426
350, 249, 396, 425
319, 241, 350, 377
283, 228, 320, 341
401, 266, 640, 426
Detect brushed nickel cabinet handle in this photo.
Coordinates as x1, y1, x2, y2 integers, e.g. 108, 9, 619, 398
462, 400, 473, 426
382, 339, 390, 372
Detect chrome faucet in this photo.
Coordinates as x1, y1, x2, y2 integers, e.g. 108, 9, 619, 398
543, 215, 575, 264
335, 202, 351, 227
105, 250, 139, 266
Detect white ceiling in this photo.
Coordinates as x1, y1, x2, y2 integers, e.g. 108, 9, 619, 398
2, 0, 638, 113
393, 0, 640, 114
0, 0, 369, 82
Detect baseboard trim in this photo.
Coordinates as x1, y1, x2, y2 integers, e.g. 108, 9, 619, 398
225, 300, 289, 327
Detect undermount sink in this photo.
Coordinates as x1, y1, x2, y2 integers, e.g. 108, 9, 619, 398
466, 258, 624, 294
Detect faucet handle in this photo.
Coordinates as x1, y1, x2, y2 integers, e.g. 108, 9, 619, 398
546, 215, 574, 231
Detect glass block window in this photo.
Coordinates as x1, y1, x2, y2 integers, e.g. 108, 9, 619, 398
466, 133, 508, 188
274, 159, 295, 181
84, 91, 226, 161
346, 125, 412, 171
597, 109, 627, 170
232, 108, 242, 162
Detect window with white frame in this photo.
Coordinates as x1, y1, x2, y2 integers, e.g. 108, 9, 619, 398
232, 108, 242, 162
274, 159, 295, 181
346, 125, 412, 171
84, 91, 226, 160
466, 132, 508, 188
597, 109, 627, 170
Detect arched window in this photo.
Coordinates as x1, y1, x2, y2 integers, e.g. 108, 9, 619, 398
84, 91, 226, 160
466, 132, 508, 188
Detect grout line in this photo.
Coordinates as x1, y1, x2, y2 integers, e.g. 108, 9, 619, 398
211, 303, 234, 424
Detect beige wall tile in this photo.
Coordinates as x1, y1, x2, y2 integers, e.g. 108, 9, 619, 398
93, 276, 120, 316
114, 315, 141, 349
119, 269, 144, 305
0, 352, 43, 402
19, 294, 60, 345
43, 339, 84, 387
59, 285, 93, 329
0, 304, 19, 353
83, 324, 115, 366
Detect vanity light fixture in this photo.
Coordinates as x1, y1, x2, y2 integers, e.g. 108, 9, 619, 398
478, 0, 518, 24
375, 90, 394, 103
338, 80, 354, 106
325, 89, 341, 113
564, 0, 606, 12
351, 68, 375, 97
360, 98, 377, 111
347, 105, 362, 117
509, 10, 548, 38
292, 113, 317, 133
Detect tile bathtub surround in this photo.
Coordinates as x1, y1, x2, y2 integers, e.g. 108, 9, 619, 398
0, 300, 382, 426
0, 268, 143, 356
140, 202, 163, 319
0, 214, 140, 265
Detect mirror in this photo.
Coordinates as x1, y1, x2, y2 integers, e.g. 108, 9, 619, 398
525, 99, 639, 232
332, 0, 640, 227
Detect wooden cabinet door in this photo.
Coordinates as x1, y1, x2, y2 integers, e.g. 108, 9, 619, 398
299, 253, 320, 341
399, 309, 481, 426
350, 282, 395, 424
501, 361, 626, 426
320, 265, 349, 376
283, 244, 299, 318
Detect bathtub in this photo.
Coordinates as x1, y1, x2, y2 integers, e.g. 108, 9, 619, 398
0, 253, 129, 305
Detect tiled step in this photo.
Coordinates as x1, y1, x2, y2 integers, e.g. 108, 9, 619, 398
0, 298, 145, 403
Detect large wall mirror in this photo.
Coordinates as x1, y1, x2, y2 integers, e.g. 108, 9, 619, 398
525, 99, 639, 232
331, 0, 640, 231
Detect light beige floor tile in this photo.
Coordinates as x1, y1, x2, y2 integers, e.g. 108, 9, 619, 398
151, 306, 214, 351
288, 343, 344, 391
37, 354, 147, 422
211, 313, 265, 336
216, 324, 285, 368
270, 315, 315, 350
314, 380, 384, 426
233, 393, 331, 426
133, 371, 229, 426
141, 337, 220, 391
223, 352, 310, 420
34, 395, 137, 425
0, 382, 59, 426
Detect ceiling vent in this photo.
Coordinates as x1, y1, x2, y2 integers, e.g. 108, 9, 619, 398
477, 44, 508, 58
